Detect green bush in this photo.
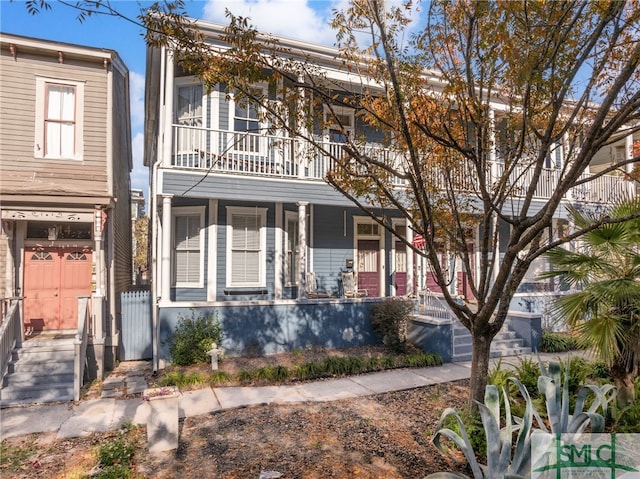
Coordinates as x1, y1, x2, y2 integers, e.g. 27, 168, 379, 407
158, 370, 207, 388
539, 331, 584, 352
369, 297, 415, 352
169, 309, 223, 365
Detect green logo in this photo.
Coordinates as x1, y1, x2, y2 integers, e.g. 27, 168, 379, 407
531, 433, 640, 479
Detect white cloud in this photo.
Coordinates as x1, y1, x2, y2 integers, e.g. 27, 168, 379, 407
129, 71, 145, 129
202, 0, 340, 46
130, 132, 148, 200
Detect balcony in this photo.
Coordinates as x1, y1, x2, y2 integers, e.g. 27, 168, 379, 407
168, 124, 631, 204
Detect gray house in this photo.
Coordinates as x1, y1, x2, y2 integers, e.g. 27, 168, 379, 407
0, 33, 132, 404
144, 20, 637, 367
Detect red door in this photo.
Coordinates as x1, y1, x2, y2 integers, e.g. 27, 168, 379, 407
357, 239, 379, 297
394, 240, 407, 296
23, 247, 92, 331
456, 243, 475, 300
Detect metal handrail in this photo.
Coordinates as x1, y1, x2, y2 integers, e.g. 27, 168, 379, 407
74, 296, 91, 401
417, 288, 454, 323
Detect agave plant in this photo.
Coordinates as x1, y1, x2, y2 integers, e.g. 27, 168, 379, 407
536, 358, 617, 434
426, 378, 534, 479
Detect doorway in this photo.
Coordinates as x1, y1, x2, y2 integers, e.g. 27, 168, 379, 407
23, 247, 92, 331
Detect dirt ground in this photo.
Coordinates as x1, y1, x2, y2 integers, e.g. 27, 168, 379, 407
1, 347, 472, 478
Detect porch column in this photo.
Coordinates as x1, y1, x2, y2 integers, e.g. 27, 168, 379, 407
161, 195, 173, 302
297, 74, 308, 180
297, 201, 308, 299
406, 226, 414, 296
626, 134, 635, 197
274, 203, 283, 299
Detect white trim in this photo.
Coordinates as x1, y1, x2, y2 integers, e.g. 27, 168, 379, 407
207, 199, 218, 301
225, 206, 268, 288
353, 216, 385, 297
284, 209, 299, 287
172, 205, 205, 288
274, 203, 283, 298
391, 218, 409, 297
34, 76, 85, 161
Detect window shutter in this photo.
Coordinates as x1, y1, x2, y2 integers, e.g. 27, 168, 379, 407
174, 214, 201, 284
231, 213, 262, 284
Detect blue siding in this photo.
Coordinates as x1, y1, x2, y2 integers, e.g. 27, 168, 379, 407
158, 299, 380, 360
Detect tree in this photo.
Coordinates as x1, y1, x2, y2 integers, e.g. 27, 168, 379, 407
133, 215, 149, 279
27, 0, 640, 406
541, 198, 640, 407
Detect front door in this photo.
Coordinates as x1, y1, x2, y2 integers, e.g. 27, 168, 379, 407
357, 239, 379, 297
23, 247, 92, 331
394, 240, 407, 296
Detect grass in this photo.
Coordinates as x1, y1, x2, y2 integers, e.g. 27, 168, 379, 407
157, 350, 443, 388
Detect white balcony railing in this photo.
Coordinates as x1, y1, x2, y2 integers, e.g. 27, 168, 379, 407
169, 124, 631, 204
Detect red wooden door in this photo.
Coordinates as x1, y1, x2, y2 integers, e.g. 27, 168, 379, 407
456, 243, 475, 300
394, 240, 407, 296
357, 239, 379, 297
23, 247, 92, 331
23, 248, 60, 331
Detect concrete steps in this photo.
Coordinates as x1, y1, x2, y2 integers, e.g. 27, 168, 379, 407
1, 335, 76, 407
451, 323, 531, 362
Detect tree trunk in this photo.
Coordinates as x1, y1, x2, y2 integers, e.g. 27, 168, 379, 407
611, 366, 636, 408
469, 331, 493, 408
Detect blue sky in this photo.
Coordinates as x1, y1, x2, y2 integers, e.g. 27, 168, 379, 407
0, 0, 342, 204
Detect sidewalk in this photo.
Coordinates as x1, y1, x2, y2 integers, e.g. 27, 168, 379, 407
0, 352, 581, 441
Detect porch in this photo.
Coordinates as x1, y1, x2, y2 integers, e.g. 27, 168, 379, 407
167, 124, 632, 204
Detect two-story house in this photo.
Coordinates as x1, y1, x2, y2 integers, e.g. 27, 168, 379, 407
0, 33, 132, 404
144, 20, 637, 367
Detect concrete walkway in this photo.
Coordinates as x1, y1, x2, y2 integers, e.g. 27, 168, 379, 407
0, 352, 581, 441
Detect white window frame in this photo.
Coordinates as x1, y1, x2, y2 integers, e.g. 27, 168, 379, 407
228, 83, 268, 152
34, 77, 85, 160
323, 105, 355, 143
174, 78, 206, 127
226, 206, 268, 288
172, 206, 205, 288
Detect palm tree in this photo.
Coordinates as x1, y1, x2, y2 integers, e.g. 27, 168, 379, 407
541, 198, 640, 407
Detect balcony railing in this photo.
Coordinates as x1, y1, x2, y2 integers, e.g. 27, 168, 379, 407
169, 124, 631, 204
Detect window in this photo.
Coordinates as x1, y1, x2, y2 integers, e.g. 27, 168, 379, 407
174, 82, 204, 160
173, 207, 205, 287
35, 77, 84, 160
226, 207, 267, 287
233, 87, 265, 152
324, 106, 354, 144
285, 212, 300, 286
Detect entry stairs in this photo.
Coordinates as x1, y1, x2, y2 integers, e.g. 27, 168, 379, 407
417, 290, 531, 362
1, 334, 75, 407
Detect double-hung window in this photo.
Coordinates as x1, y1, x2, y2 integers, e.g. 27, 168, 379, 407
227, 207, 267, 287
232, 86, 265, 153
35, 77, 84, 160
173, 207, 205, 287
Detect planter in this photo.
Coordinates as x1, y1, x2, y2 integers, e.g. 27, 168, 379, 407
143, 386, 180, 454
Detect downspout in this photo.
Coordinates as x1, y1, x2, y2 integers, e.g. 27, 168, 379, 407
150, 46, 167, 373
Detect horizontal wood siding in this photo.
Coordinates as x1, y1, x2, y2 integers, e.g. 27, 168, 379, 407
312, 205, 357, 296
111, 68, 133, 299
0, 49, 109, 196
162, 171, 353, 206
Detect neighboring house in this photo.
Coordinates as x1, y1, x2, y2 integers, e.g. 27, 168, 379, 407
131, 188, 147, 284
0, 33, 132, 402
144, 20, 638, 366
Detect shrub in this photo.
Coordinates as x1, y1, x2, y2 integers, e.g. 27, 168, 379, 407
369, 297, 415, 352
158, 370, 207, 388
539, 331, 584, 353
98, 437, 135, 468
169, 309, 223, 365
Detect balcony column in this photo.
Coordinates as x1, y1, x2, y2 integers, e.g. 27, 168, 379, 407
626, 134, 635, 197
297, 74, 308, 179
488, 108, 498, 181
297, 201, 308, 299
161, 195, 173, 302
274, 203, 283, 299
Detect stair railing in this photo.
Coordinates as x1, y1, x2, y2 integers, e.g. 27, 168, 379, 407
0, 298, 23, 382
417, 288, 455, 323
74, 296, 91, 401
